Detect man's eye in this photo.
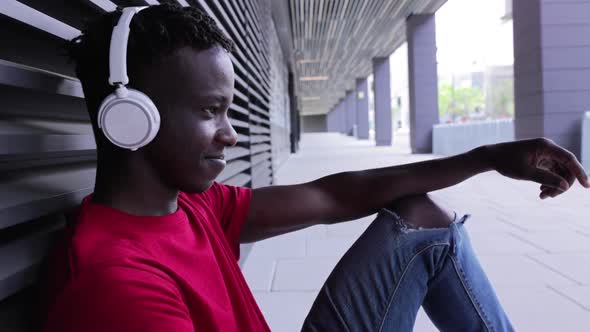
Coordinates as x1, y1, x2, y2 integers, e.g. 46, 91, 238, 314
202, 108, 216, 116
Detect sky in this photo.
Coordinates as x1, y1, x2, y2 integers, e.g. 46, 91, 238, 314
435, 0, 513, 76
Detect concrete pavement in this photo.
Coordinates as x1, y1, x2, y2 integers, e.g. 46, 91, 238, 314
241, 133, 590, 331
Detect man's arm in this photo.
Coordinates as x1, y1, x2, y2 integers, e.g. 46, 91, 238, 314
240, 138, 589, 242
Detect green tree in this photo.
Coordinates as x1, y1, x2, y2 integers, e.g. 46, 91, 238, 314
438, 83, 485, 120
489, 78, 514, 118
439, 83, 455, 117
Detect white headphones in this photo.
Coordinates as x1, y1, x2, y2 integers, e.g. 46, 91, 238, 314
97, 6, 160, 151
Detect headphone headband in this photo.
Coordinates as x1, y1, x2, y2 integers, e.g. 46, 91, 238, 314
108, 7, 147, 86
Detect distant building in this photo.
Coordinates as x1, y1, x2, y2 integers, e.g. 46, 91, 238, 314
484, 65, 514, 118
502, 0, 512, 21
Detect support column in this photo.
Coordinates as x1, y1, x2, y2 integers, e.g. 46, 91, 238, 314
337, 99, 346, 134
332, 109, 338, 132
345, 90, 356, 136
373, 57, 392, 146
513, 1, 589, 157
340, 99, 347, 134
327, 108, 335, 132
356, 78, 370, 139
407, 14, 439, 153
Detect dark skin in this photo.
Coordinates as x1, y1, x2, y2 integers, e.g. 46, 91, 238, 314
92, 46, 590, 243
92, 46, 237, 215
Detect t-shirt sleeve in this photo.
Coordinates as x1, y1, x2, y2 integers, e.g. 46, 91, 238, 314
207, 182, 252, 259
44, 266, 194, 332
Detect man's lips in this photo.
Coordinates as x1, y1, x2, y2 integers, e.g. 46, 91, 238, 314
204, 154, 225, 160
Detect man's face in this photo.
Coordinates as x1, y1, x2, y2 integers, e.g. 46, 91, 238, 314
137, 46, 237, 193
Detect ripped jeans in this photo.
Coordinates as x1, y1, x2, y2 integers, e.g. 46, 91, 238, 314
302, 209, 515, 332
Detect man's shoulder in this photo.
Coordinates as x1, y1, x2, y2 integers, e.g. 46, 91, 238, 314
69, 232, 154, 275
75, 259, 172, 286
179, 181, 242, 207
180, 182, 252, 218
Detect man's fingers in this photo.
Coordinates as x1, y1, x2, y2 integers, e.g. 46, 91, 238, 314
540, 184, 565, 200
554, 162, 576, 188
564, 158, 590, 188
550, 146, 590, 188
540, 187, 563, 199
532, 168, 568, 191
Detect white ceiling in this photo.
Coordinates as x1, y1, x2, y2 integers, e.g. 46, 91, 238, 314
288, 0, 447, 115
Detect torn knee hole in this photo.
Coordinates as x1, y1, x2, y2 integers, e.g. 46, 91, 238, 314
383, 208, 469, 234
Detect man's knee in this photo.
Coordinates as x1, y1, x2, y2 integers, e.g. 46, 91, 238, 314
386, 194, 455, 229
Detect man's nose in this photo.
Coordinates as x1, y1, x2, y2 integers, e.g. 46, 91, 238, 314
217, 118, 238, 147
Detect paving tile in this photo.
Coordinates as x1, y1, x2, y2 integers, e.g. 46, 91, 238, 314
468, 232, 544, 255
550, 286, 590, 311
325, 215, 373, 237
477, 255, 577, 287
512, 231, 590, 253
414, 308, 439, 332
252, 291, 317, 332
302, 224, 329, 239
566, 219, 590, 234
463, 219, 525, 234
272, 258, 339, 291
529, 253, 590, 285
241, 256, 276, 291
494, 208, 588, 232
496, 215, 575, 232
494, 286, 590, 332
306, 236, 357, 258
247, 230, 307, 259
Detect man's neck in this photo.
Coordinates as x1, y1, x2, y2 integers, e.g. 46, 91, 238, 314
92, 158, 179, 217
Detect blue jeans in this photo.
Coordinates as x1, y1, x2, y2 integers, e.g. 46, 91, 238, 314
302, 209, 515, 332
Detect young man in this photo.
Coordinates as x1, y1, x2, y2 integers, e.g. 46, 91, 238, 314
42, 4, 589, 332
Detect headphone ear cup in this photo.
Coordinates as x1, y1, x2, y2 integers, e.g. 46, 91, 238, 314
97, 88, 160, 151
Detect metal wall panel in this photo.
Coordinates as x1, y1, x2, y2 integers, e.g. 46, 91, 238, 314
0, 0, 290, 328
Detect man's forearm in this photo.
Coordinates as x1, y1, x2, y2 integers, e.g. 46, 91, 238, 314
245, 138, 586, 242
311, 146, 493, 221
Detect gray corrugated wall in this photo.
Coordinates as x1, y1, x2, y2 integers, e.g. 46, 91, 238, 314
0, 1, 290, 330
268, 16, 291, 175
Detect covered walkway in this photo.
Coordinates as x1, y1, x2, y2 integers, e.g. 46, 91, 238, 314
242, 133, 590, 331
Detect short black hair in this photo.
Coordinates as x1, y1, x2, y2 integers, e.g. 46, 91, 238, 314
65, 3, 234, 119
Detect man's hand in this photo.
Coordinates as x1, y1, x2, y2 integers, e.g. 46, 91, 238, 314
486, 138, 590, 199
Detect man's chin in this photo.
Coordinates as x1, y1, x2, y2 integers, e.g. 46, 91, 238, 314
181, 179, 216, 194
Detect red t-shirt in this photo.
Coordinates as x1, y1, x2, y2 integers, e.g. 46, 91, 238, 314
42, 182, 270, 332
